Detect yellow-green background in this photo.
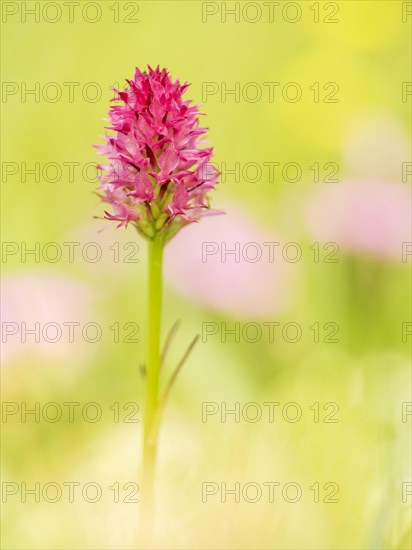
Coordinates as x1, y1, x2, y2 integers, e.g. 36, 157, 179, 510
1, 1, 411, 548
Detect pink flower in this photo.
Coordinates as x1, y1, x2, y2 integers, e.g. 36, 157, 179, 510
1, 272, 96, 369
305, 180, 411, 260
164, 207, 292, 319
95, 66, 220, 240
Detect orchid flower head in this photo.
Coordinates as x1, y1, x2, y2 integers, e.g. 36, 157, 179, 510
95, 65, 221, 241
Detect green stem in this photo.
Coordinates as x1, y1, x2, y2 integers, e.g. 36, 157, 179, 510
141, 233, 164, 535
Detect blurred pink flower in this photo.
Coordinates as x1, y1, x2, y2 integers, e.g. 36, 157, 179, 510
95, 66, 220, 239
1, 272, 96, 367
164, 207, 292, 319
305, 180, 411, 260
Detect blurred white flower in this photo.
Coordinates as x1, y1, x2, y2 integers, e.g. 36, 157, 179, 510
343, 113, 410, 180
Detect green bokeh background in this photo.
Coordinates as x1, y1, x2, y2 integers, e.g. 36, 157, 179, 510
1, 1, 411, 548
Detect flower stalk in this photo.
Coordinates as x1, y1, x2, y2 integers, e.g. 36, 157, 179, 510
141, 232, 164, 530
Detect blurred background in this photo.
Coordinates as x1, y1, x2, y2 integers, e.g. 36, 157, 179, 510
1, 1, 411, 548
